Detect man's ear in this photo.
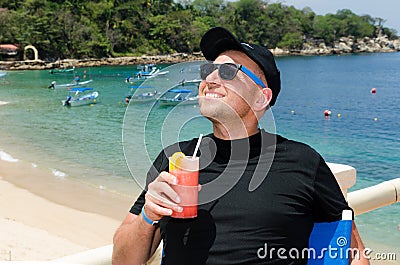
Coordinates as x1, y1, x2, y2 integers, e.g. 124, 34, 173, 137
254, 88, 272, 111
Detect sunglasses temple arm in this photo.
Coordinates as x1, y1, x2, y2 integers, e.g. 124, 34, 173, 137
240, 66, 267, 88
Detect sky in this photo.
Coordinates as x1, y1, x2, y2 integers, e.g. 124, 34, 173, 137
271, 0, 399, 34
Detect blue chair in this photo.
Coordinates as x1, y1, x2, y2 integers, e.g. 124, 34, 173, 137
307, 210, 353, 265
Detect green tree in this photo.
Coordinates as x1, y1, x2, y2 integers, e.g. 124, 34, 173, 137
334, 9, 374, 38
313, 15, 338, 45
278, 32, 303, 50
0, 0, 396, 60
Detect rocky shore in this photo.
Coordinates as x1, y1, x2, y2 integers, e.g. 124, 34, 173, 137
271, 35, 400, 56
0, 53, 205, 71
1, 35, 399, 70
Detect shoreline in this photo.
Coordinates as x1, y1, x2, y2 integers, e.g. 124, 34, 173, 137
0, 157, 135, 222
0, 53, 205, 71
0, 154, 135, 261
1, 34, 400, 71
1, 49, 399, 71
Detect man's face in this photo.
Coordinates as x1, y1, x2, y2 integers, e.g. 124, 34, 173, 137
198, 50, 266, 125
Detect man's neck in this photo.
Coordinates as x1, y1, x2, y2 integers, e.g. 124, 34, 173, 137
212, 122, 259, 140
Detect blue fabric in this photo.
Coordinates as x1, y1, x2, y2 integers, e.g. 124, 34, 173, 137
141, 207, 158, 225
240, 65, 267, 88
307, 220, 352, 265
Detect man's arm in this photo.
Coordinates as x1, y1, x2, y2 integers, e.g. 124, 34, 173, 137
112, 212, 161, 265
350, 221, 370, 265
112, 171, 182, 265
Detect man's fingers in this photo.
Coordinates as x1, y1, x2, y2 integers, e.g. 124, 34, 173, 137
157, 171, 178, 185
141, 171, 186, 220
144, 194, 183, 219
148, 181, 181, 204
145, 199, 173, 217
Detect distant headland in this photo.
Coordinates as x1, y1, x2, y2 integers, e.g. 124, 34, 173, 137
1, 35, 399, 71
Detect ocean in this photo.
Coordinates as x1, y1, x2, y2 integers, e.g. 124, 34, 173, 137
0, 53, 399, 253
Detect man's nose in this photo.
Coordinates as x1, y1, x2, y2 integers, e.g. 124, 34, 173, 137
206, 68, 220, 82
205, 80, 219, 90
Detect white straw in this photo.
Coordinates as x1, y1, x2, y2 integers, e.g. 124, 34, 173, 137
192, 134, 203, 158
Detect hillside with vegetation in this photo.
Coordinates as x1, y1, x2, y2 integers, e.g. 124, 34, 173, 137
0, 0, 397, 60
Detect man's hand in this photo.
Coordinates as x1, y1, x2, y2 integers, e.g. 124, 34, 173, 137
144, 171, 183, 221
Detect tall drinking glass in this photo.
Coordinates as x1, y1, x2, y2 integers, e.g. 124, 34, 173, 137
169, 156, 199, 218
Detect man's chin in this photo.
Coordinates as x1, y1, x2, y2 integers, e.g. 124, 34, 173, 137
200, 104, 233, 124
200, 106, 219, 120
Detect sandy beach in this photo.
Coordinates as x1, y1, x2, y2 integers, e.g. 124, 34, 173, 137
0, 157, 135, 262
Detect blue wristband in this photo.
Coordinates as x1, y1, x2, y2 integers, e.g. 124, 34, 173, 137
141, 207, 159, 225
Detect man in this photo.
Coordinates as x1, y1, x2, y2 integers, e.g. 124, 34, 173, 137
112, 27, 369, 265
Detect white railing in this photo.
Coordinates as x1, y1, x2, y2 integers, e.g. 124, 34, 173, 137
348, 178, 400, 215
46, 164, 398, 265
53, 245, 113, 265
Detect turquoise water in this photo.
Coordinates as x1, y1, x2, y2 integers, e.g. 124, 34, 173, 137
0, 54, 399, 250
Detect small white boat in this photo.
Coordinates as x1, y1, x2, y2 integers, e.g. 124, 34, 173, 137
126, 64, 169, 82
54, 79, 93, 88
0, 71, 7, 78
158, 89, 198, 106
135, 68, 169, 80
127, 90, 161, 103
125, 85, 156, 103
62, 87, 99, 107
49, 67, 75, 74
158, 79, 200, 106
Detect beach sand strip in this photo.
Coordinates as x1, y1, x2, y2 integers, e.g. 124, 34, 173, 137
0, 158, 136, 261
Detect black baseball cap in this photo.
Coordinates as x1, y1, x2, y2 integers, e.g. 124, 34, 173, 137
200, 27, 281, 106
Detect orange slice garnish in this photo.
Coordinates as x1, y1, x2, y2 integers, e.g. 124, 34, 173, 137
169, 152, 186, 171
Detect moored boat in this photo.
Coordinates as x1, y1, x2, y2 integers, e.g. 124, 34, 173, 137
158, 79, 200, 106
126, 90, 161, 103
49, 67, 75, 74
158, 89, 198, 106
126, 64, 169, 82
54, 79, 93, 88
62, 87, 99, 107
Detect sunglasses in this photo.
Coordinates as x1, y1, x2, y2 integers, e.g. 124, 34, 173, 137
200, 62, 267, 88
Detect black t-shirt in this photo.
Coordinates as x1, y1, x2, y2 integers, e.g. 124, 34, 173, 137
130, 130, 351, 265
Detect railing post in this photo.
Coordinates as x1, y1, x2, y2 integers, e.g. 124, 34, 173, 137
327, 162, 357, 198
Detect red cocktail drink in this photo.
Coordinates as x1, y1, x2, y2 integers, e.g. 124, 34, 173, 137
169, 156, 199, 218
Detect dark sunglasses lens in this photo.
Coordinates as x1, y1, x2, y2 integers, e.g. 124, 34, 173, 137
219, 64, 238, 80
200, 63, 217, 80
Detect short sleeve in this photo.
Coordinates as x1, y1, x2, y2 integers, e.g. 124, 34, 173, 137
312, 156, 352, 222
130, 190, 146, 215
